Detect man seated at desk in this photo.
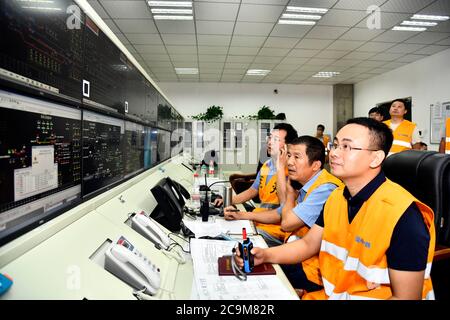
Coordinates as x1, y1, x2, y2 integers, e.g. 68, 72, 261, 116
216, 123, 298, 247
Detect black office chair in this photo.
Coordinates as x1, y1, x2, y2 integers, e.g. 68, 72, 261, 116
383, 150, 450, 246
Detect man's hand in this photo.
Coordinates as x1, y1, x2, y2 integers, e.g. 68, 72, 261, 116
214, 198, 223, 207
234, 246, 266, 269
277, 144, 288, 170
224, 206, 244, 220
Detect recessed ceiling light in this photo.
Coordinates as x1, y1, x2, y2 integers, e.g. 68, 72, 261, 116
147, 1, 192, 7
401, 20, 438, 27
175, 68, 198, 74
392, 26, 427, 32
153, 15, 193, 20
286, 6, 328, 14
151, 8, 192, 14
411, 14, 449, 21
246, 69, 271, 76
281, 13, 322, 20
313, 72, 340, 78
278, 20, 316, 25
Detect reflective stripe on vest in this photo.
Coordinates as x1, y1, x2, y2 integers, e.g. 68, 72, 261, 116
319, 179, 435, 300
384, 120, 416, 155
446, 118, 450, 154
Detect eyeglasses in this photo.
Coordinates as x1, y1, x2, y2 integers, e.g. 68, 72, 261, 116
330, 143, 379, 153
267, 135, 284, 143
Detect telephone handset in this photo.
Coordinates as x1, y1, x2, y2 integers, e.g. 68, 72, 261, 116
104, 236, 161, 296
167, 177, 190, 206
131, 211, 186, 264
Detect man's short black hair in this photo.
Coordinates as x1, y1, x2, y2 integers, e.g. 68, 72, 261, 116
346, 117, 393, 158
273, 123, 298, 144
391, 98, 406, 107
290, 136, 325, 169
368, 106, 380, 115
317, 124, 325, 131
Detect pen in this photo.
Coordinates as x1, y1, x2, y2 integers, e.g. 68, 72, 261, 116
226, 209, 240, 212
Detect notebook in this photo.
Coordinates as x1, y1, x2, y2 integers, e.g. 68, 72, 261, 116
217, 255, 276, 276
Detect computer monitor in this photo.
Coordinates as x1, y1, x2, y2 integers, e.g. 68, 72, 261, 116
82, 111, 125, 197
156, 129, 171, 163
123, 121, 144, 178
0, 90, 82, 245
144, 127, 157, 169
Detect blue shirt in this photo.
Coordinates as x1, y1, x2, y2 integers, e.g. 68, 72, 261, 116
315, 172, 430, 271
251, 158, 276, 190
277, 170, 338, 228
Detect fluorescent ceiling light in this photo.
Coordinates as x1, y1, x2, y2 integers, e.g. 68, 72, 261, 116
151, 8, 192, 14
175, 68, 198, 74
286, 6, 328, 14
278, 20, 316, 25
313, 72, 340, 78
153, 15, 193, 20
392, 26, 427, 32
246, 69, 271, 76
147, 1, 192, 7
411, 14, 449, 21
281, 13, 322, 20
401, 20, 437, 27
18, 0, 54, 3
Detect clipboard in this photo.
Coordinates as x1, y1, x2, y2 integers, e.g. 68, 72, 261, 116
218, 255, 276, 276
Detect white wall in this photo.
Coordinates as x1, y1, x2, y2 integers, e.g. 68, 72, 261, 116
355, 48, 450, 150
157, 82, 334, 138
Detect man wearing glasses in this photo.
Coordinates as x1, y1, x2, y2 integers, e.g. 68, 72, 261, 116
234, 118, 435, 300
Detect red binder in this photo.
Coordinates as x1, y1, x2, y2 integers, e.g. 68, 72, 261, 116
218, 255, 276, 276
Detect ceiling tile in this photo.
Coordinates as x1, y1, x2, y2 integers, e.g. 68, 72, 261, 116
142, 54, 170, 61
166, 45, 197, 55
296, 39, 334, 50
333, 0, 386, 10
114, 33, 130, 45
414, 45, 450, 55
307, 58, 336, 66
264, 37, 299, 48
226, 55, 255, 63
318, 9, 368, 27
170, 55, 198, 63
343, 51, 376, 60
154, 21, 195, 34
436, 37, 450, 46
326, 40, 365, 50
382, 61, 409, 69
270, 25, 312, 38
404, 32, 450, 45
357, 60, 387, 67
380, 0, 435, 13
234, 22, 274, 36
115, 19, 158, 33
339, 28, 385, 41
238, 4, 285, 23
160, 34, 196, 46
135, 45, 167, 54
315, 50, 350, 59
88, 1, 109, 19
330, 59, 363, 67
416, 0, 450, 15
197, 46, 228, 54
258, 47, 291, 56
288, 0, 338, 9
228, 46, 260, 55
249, 62, 278, 69
196, 21, 235, 35
385, 43, 426, 54
287, 49, 321, 58
198, 55, 227, 63
372, 30, 419, 43
355, 42, 396, 52
230, 36, 267, 47
127, 33, 163, 45
396, 54, 428, 63
199, 62, 225, 69
197, 35, 232, 46
279, 57, 310, 65
100, 0, 152, 19
367, 67, 391, 74
306, 26, 350, 40
194, 2, 239, 21
370, 52, 405, 61
254, 56, 284, 63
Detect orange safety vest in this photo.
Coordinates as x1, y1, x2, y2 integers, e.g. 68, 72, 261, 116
284, 170, 343, 286
384, 119, 416, 156
254, 160, 288, 241
303, 179, 435, 300
445, 118, 450, 155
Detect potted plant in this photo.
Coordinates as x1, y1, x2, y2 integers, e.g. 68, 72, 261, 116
191, 105, 224, 123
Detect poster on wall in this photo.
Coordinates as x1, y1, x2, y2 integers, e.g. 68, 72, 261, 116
430, 101, 450, 144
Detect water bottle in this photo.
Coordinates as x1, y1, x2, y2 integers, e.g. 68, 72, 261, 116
223, 186, 232, 208
208, 159, 215, 175
200, 164, 207, 176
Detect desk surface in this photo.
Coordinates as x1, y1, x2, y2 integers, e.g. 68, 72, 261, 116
0, 159, 298, 300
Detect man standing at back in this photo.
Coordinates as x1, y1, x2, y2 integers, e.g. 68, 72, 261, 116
383, 99, 421, 156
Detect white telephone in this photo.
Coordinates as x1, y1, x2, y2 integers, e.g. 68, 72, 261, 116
131, 211, 186, 264
104, 236, 161, 296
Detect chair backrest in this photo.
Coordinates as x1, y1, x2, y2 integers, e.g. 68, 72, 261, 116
383, 150, 450, 246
